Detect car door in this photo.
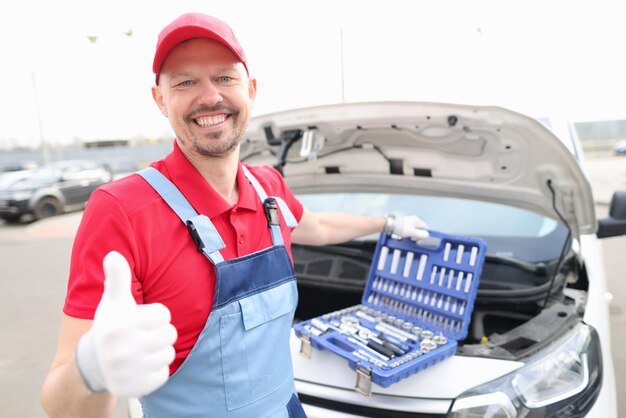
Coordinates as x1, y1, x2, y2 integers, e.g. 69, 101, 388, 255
56, 164, 90, 205
57, 162, 108, 205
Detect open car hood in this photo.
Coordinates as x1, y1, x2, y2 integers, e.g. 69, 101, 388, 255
242, 101, 596, 238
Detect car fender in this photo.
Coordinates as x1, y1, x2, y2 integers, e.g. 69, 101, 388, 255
28, 187, 66, 210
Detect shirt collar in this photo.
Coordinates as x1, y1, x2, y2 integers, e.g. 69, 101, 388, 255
236, 163, 258, 211
163, 141, 258, 218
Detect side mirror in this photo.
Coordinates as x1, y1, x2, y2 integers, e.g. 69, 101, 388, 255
597, 189, 626, 238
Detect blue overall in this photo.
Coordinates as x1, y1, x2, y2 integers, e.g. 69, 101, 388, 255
136, 166, 307, 418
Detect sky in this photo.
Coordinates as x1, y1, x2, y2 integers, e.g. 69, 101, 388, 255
1, 0, 625, 149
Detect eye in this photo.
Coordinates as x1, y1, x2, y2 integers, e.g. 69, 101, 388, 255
177, 80, 193, 87
218, 76, 233, 82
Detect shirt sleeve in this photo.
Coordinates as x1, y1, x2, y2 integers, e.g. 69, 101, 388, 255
63, 188, 143, 319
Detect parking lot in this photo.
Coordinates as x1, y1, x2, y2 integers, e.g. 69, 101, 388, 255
0, 156, 624, 417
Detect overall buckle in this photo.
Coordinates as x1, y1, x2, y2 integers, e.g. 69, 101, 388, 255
186, 220, 205, 252
263, 197, 280, 226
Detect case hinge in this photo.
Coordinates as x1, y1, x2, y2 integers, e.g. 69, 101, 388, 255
299, 334, 312, 359
355, 363, 373, 396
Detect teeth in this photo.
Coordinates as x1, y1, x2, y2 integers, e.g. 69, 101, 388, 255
195, 114, 226, 127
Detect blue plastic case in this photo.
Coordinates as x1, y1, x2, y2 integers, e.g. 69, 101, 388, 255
294, 230, 487, 392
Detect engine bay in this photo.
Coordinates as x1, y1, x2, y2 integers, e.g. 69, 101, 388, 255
293, 240, 585, 362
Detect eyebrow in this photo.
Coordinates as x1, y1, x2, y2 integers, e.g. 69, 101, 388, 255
167, 71, 194, 79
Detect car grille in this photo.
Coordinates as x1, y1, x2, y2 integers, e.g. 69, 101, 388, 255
300, 394, 448, 418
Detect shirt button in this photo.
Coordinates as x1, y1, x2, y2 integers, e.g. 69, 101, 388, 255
232, 207, 237, 213
239, 235, 245, 244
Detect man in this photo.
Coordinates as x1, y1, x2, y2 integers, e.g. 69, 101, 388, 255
41, 13, 428, 418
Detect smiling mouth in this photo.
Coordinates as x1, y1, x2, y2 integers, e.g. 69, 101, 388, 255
194, 114, 228, 127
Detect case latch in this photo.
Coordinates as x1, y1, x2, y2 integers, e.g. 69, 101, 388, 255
299, 334, 312, 359
355, 364, 373, 396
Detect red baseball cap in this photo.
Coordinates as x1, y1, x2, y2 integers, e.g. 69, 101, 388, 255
152, 13, 248, 84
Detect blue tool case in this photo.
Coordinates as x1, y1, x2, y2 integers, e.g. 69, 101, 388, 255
293, 230, 487, 395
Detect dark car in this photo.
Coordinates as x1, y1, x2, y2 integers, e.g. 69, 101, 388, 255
0, 160, 38, 172
0, 160, 112, 222
614, 140, 626, 155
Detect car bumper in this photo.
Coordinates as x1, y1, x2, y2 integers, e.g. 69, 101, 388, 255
296, 379, 451, 417
0, 199, 28, 215
292, 330, 616, 418
297, 379, 616, 418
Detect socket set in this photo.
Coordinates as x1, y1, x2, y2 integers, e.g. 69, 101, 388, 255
294, 230, 487, 395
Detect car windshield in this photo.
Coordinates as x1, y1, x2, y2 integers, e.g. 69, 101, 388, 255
297, 192, 569, 263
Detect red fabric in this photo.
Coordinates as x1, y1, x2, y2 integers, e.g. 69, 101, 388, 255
63, 142, 303, 373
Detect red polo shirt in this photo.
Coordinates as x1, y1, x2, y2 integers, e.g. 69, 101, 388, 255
63, 142, 303, 373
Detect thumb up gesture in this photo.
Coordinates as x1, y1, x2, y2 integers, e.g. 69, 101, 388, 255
76, 251, 177, 398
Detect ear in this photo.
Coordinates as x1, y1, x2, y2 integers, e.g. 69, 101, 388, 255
151, 84, 168, 117
247, 77, 257, 101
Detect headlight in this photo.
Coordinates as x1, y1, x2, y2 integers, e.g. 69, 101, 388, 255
6, 190, 34, 201
448, 323, 602, 418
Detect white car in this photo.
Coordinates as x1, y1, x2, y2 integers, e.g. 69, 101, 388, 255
241, 102, 623, 417
128, 102, 625, 417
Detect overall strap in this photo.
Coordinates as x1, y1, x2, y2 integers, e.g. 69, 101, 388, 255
241, 165, 298, 246
137, 167, 225, 264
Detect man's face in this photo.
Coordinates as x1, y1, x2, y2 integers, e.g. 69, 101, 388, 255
153, 38, 256, 159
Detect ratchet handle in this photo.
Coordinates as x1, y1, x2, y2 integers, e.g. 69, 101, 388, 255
367, 340, 396, 358
382, 340, 407, 356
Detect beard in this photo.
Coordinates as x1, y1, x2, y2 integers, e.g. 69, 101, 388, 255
190, 129, 241, 158
179, 103, 246, 158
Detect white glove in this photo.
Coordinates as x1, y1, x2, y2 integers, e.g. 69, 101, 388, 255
384, 215, 429, 240
75, 251, 177, 398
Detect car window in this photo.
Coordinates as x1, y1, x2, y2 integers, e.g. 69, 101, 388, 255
297, 192, 569, 262
29, 167, 63, 181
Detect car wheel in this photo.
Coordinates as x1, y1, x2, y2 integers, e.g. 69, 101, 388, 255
33, 197, 61, 220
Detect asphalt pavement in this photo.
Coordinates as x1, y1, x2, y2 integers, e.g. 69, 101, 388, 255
0, 212, 137, 418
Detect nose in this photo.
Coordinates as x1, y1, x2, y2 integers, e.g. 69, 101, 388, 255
196, 78, 223, 106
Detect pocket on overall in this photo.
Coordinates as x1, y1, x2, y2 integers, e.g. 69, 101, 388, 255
220, 280, 297, 411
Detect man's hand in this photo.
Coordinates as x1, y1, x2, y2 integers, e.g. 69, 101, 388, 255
384, 215, 429, 240
75, 251, 177, 398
